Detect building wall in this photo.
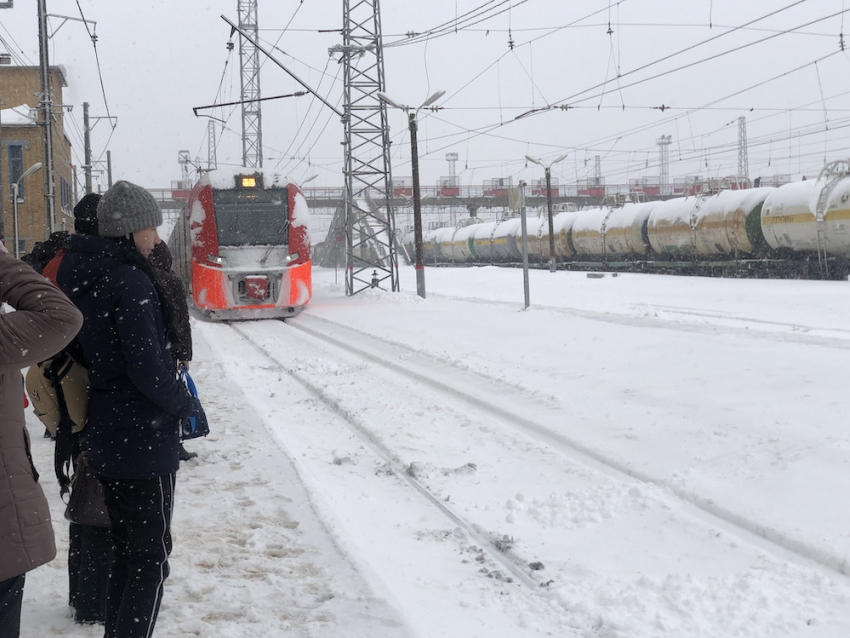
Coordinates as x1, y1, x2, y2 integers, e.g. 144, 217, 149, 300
0, 66, 73, 254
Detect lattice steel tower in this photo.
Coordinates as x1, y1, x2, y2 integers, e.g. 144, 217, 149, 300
657, 134, 672, 195
238, 0, 263, 168
339, 0, 398, 295
738, 116, 748, 179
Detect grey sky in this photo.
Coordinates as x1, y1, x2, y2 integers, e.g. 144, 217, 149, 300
1, 0, 847, 191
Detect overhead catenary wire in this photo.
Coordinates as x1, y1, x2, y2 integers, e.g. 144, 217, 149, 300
72, 0, 113, 127
562, 7, 850, 111
385, 0, 534, 48
196, 3, 850, 188
521, 0, 821, 117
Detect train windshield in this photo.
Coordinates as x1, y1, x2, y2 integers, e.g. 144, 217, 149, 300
212, 188, 290, 247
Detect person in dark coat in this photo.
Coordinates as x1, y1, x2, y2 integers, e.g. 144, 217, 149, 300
23, 192, 112, 625
57, 180, 193, 638
63, 194, 115, 625
147, 239, 198, 461
0, 242, 83, 638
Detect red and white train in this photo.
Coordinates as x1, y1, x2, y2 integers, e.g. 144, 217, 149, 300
170, 169, 312, 320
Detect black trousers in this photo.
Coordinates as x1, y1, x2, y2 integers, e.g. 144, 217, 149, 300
68, 522, 111, 624
0, 574, 24, 638
100, 474, 175, 638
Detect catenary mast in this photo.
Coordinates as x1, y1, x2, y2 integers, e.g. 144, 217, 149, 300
338, 0, 398, 295
238, 0, 262, 168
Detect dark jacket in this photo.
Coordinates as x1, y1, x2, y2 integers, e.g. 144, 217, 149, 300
148, 241, 192, 363
56, 234, 193, 480
21, 231, 71, 274
0, 252, 83, 581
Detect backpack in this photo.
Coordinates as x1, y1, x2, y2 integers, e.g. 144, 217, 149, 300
25, 349, 90, 495
25, 350, 90, 436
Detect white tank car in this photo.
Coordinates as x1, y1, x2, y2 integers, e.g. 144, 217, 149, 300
761, 161, 850, 256
515, 214, 548, 260
603, 201, 658, 256
491, 217, 523, 261
647, 196, 693, 255
553, 211, 580, 258
648, 185, 772, 256
693, 187, 773, 255
445, 219, 482, 262
570, 206, 608, 256
432, 226, 456, 263
469, 221, 500, 262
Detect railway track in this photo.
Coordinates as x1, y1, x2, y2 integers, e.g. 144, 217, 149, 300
223, 314, 850, 582
401, 288, 850, 349
227, 320, 546, 592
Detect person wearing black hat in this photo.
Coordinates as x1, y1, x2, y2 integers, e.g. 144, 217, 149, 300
56, 180, 193, 638
20, 191, 101, 275
30, 193, 114, 626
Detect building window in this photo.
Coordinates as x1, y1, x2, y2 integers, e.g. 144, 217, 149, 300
60, 176, 71, 215
8, 145, 23, 200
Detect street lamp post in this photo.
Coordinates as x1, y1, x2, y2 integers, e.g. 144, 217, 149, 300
378, 89, 445, 299
12, 162, 43, 259
526, 153, 568, 272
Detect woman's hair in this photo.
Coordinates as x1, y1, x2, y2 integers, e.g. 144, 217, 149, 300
109, 235, 158, 282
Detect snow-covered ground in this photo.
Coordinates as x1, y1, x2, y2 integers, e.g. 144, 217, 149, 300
20, 264, 850, 637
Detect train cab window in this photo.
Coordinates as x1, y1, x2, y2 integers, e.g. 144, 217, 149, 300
212, 188, 290, 246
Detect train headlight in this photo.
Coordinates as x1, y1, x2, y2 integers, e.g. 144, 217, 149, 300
207, 254, 226, 266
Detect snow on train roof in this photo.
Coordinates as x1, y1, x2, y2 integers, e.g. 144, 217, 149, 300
199, 168, 309, 230
202, 168, 297, 190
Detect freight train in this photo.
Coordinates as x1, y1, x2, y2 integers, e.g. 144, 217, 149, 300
169, 169, 312, 320
403, 160, 850, 279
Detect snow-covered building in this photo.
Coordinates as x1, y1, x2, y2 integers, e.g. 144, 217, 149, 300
0, 65, 73, 255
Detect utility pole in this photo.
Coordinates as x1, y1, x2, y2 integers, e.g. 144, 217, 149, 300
378, 91, 443, 299
408, 112, 425, 298
238, 0, 262, 168
526, 152, 568, 273
37, 0, 56, 233
83, 102, 92, 194
510, 182, 530, 309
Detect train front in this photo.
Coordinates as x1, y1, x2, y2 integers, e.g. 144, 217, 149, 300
186, 170, 312, 320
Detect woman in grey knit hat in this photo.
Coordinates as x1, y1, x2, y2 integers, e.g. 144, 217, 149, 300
56, 180, 193, 638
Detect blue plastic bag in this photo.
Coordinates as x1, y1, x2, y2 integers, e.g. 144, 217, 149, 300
179, 366, 209, 440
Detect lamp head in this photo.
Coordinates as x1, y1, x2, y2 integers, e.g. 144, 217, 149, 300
19, 162, 43, 183
419, 90, 446, 109
377, 92, 405, 110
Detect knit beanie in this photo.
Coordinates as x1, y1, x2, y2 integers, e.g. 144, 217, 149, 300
97, 180, 162, 238
73, 192, 101, 236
